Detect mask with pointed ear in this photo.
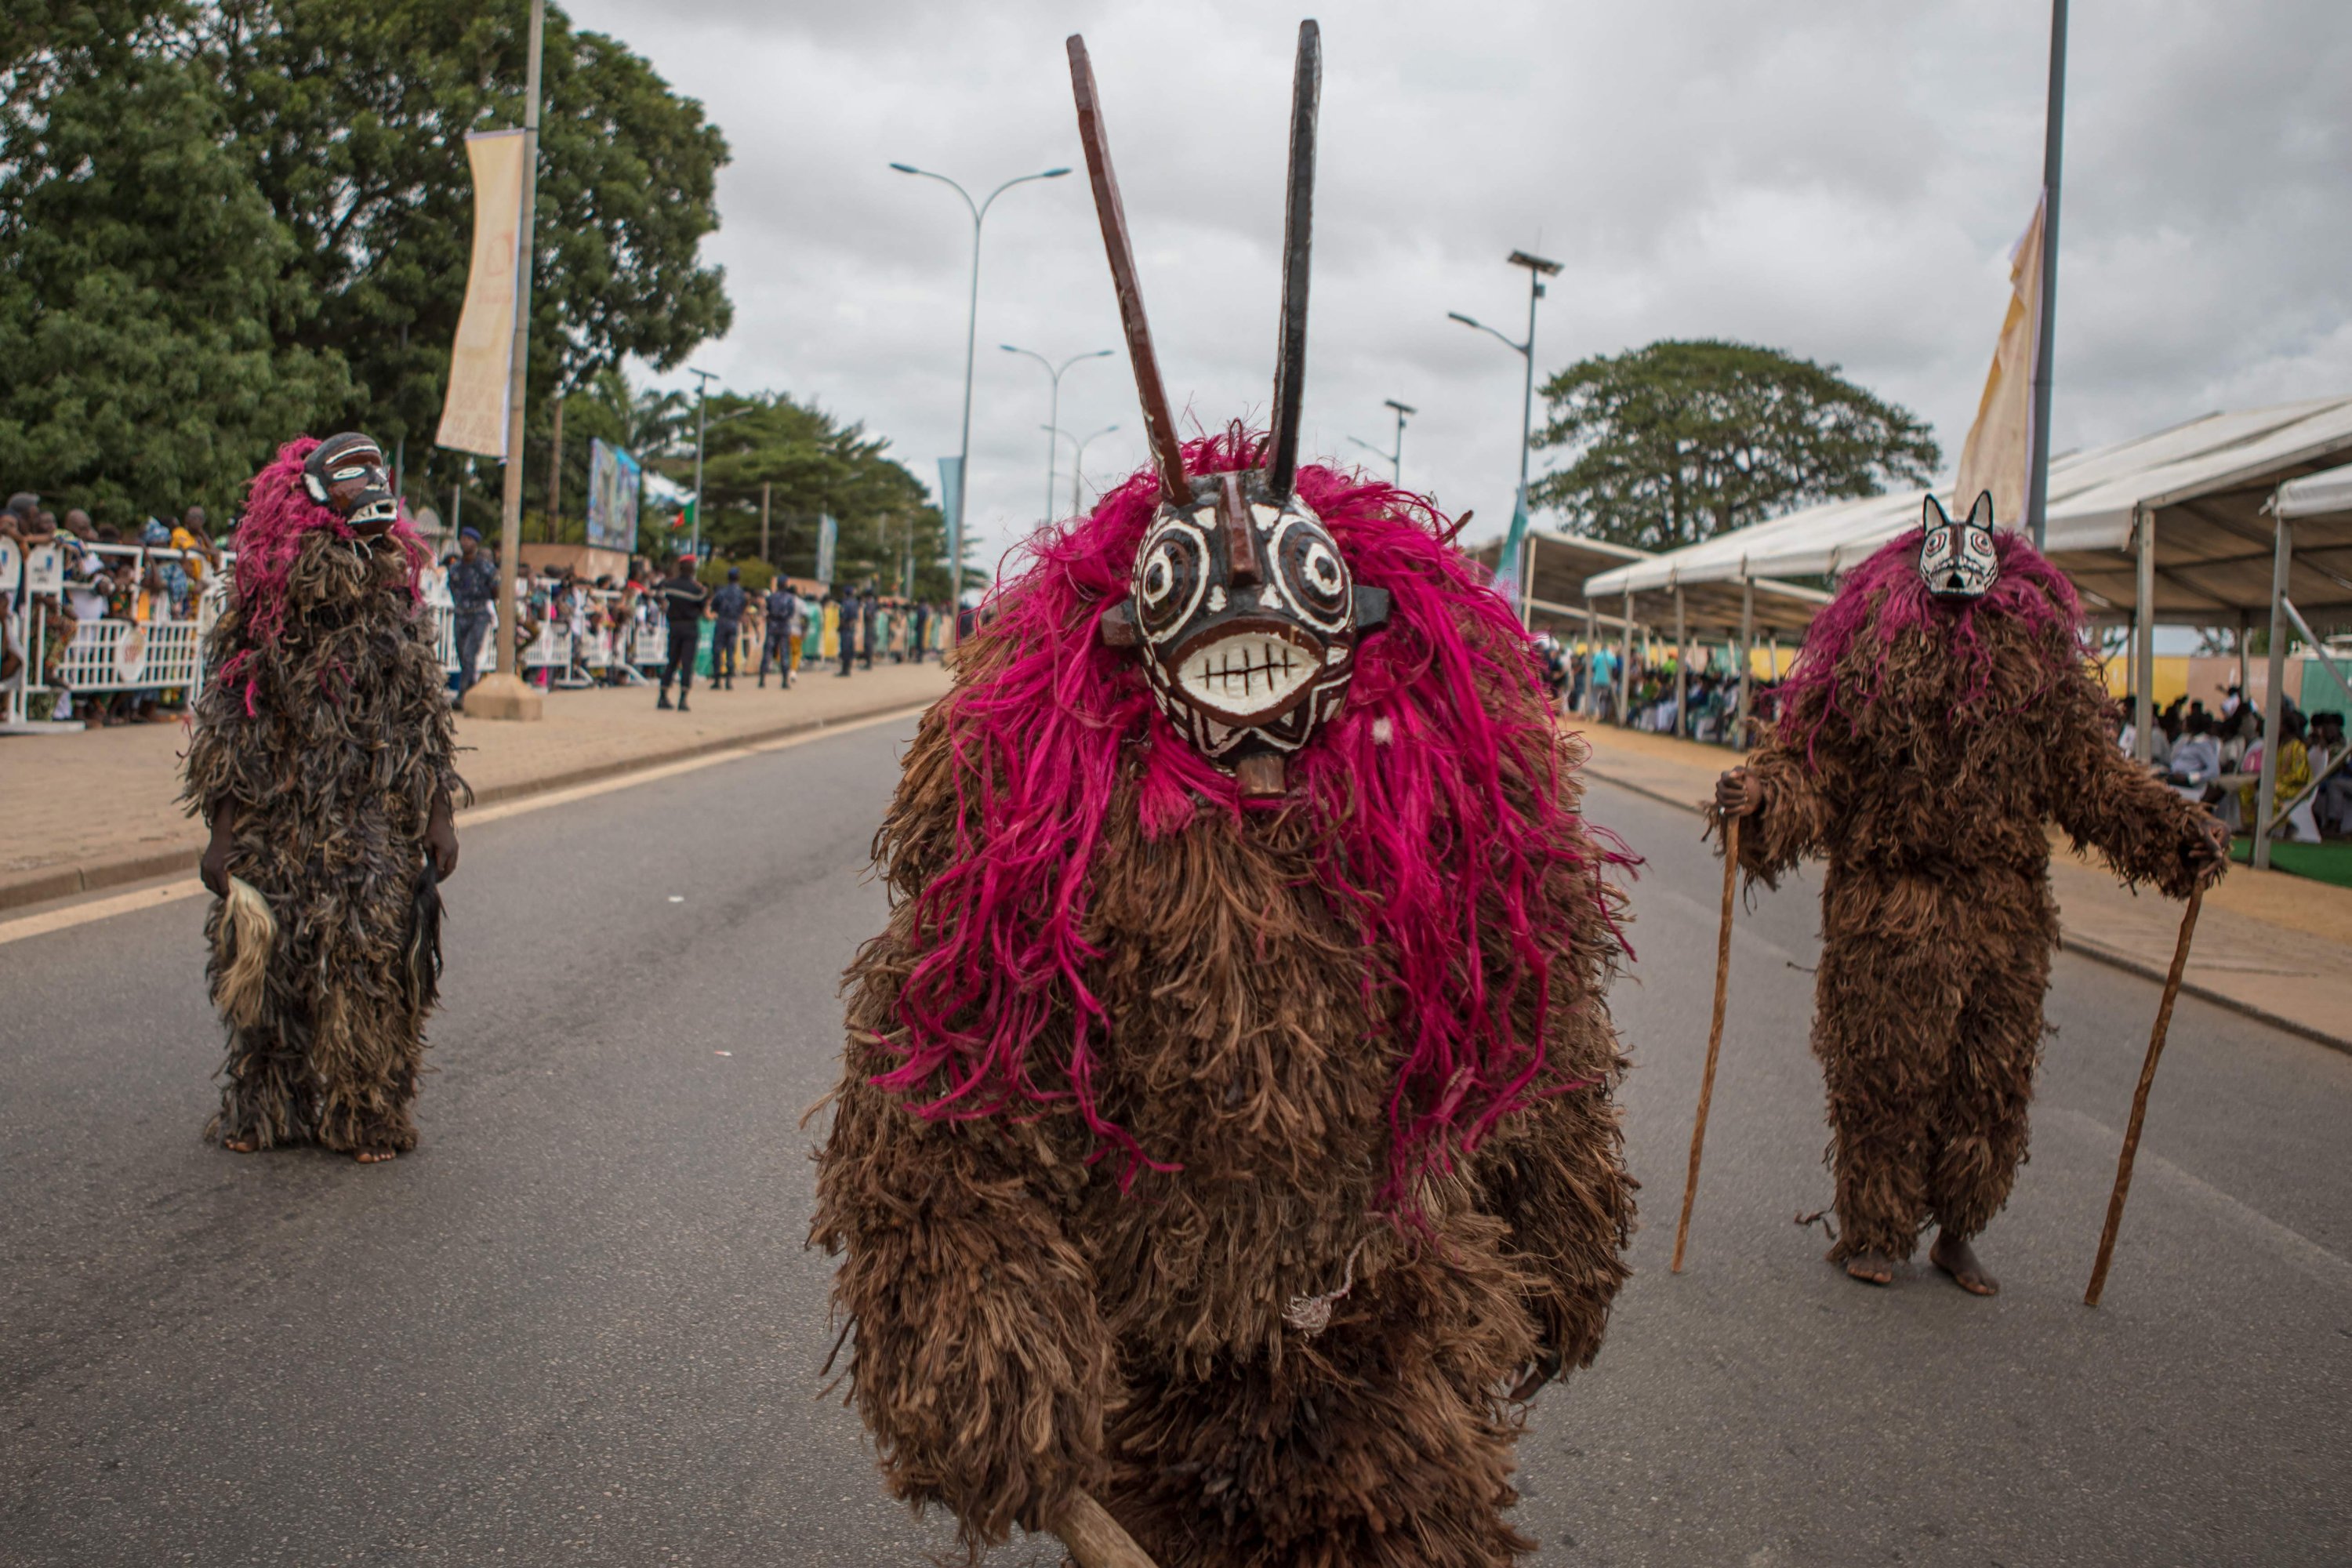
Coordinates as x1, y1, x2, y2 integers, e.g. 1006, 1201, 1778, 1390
303, 434, 399, 536
1918, 490, 1999, 598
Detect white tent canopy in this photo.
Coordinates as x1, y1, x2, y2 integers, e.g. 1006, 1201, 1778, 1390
1585, 397, 2352, 613
2279, 459, 2352, 521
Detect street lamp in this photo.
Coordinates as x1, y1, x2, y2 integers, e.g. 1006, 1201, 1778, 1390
1346, 398, 1416, 486
889, 161, 1071, 634
1045, 423, 1121, 517
1003, 345, 1113, 522
1450, 249, 1561, 623
687, 366, 717, 561
685, 404, 756, 559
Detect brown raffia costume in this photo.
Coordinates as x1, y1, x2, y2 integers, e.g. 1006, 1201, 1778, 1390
812, 26, 1634, 1566
1716, 500, 2219, 1268
183, 435, 463, 1157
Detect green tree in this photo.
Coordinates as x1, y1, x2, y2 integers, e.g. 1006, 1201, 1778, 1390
1530, 339, 1940, 550
646, 390, 950, 600
201, 0, 731, 495
0, 1, 350, 525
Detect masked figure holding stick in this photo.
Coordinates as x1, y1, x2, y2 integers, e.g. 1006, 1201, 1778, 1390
1711, 495, 2226, 1294
812, 26, 1636, 1566
184, 434, 463, 1163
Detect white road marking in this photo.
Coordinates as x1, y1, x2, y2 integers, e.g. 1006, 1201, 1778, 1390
1645, 884, 1803, 967
2043, 1105, 2352, 1286
0, 879, 211, 945
0, 702, 927, 948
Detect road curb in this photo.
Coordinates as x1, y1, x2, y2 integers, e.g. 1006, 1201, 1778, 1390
1581, 763, 2352, 1058
0, 692, 941, 916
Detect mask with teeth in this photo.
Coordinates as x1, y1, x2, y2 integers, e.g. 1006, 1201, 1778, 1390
1105, 470, 1387, 791
302, 433, 399, 537
1074, 20, 1385, 797
1918, 490, 1999, 600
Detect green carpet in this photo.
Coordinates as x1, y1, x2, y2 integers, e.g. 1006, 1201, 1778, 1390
2230, 837, 2352, 889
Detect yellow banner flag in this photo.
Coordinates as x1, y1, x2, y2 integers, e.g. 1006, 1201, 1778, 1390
436, 129, 528, 459
1953, 194, 2046, 528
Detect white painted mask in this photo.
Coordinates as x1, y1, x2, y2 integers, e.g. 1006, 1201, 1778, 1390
1919, 491, 1998, 599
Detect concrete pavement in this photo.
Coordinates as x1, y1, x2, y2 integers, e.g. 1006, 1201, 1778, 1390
3, 717, 2347, 1564
1573, 720, 2352, 1054
0, 659, 952, 912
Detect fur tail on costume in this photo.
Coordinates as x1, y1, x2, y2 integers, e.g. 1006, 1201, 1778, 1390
405, 862, 444, 1015
214, 876, 277, 1029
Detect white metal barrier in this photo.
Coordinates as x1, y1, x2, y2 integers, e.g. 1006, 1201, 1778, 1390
49, 615, 206, 693
5, 545, 691, 730
3, 538, 216, 727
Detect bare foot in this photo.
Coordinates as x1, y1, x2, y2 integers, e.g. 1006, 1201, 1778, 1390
1930, 1232, 1998, 1296
353, 1147, 399, 1164
1839, 1248, 1896, 1287
223, 1137, 259, 1154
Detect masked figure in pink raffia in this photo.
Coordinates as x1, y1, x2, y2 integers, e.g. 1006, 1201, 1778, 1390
1713, 493, 2227, 1294
811, 26, 1635, 1567
183, 434, 463, 1163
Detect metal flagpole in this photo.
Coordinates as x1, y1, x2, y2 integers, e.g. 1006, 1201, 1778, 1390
2026, 0, 2067, 550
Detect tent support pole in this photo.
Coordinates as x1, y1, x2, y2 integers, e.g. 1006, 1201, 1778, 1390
1737, 577, 1755, 748
2255, 507, 2292, 872
1674, 587, 1688, 741
2134, 505, 2156, 764
2237, 608, 2250, 696
1583, 600, 1598, 717
1620, 589, 1634, 727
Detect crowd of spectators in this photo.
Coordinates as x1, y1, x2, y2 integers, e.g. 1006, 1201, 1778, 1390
1, 491, 221, 725
419, 537, 944, 714
1534, 636, 1780, 747
2123, 686, 2351, 841
2, 484, 955, 729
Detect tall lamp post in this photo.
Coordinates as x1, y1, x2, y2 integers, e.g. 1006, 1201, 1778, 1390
888, 162, 1071, 641
1450, 248, 1561, 625
1046, 423, 1121, 517
1003, 344, 1112, 522
1346, 398, 1416, 485
686, 366, 717, 561
470, 0, 547, 720
681, 403, 755, 561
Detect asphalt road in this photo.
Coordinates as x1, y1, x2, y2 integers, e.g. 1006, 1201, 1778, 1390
3, 718, 2347, 1566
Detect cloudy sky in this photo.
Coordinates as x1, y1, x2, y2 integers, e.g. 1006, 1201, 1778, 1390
567, 0, 2350, 579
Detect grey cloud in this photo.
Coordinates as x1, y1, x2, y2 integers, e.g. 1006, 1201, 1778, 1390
568, 0, 2351, 570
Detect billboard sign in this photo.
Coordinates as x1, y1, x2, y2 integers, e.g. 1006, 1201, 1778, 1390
586, 438, 643, 554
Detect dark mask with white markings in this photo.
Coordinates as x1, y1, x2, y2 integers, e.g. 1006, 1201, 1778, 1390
1120, 468, 1388, 773
303, 433, 398, 537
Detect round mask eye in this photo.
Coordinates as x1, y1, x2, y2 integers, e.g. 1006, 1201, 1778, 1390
1272, 517, 1351, 630
1134, 516, 1207, 643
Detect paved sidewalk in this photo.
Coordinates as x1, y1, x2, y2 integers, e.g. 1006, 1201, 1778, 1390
1569, 720, 2352, 1053
0, 660, 952, 911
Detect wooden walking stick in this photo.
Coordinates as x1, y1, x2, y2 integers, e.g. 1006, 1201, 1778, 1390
2084, 887, 2204, 1307
1671, 815, 1740, 1273
1053, 1491, 1161, 1568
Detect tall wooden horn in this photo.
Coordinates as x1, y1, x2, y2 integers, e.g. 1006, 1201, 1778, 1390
1265, 19, 1321, 500
1068, 34, 1187, 505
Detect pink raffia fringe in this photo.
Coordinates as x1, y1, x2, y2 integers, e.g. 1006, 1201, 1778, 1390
874, 426, 1632, 1205
1773, 524, 2083, 763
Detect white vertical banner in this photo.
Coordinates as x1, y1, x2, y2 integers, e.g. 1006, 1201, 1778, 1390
435, 129, 528, 459
815, 514, 839, 585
